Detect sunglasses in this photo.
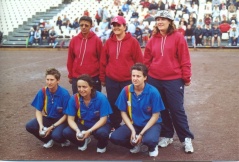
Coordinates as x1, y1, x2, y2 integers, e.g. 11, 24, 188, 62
80, 24, 90, 28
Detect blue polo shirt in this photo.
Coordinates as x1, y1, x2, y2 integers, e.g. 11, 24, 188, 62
66, 91, 113, 128
115, 83, 165, 127
31, 85, 71, 119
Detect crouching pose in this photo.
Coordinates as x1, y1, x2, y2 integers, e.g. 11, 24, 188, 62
26, 68, 71, 148
63, 74, 112, 153
110, 63, 165, 157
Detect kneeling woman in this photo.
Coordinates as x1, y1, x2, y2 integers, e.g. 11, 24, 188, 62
110, 63, 165, 157
63, 74, 112, 153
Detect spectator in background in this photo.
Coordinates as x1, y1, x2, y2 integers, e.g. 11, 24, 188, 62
211, 23, 222, 46
65, 20, 73, 34
48, 27, 58, 46
39, 19, 45, 31
45, 20, 53, 31
34, 27, 42, 45
135, 27, 143, 46
83, 9, 90, 17
127, 20, 136, 36
121, 1, 129, 14
149, 0, 159, 10
182, 4, 189, 15
118, 9, 124, 16
204, 14, 212, 27
177, 24, 186, 36
67, 16, 102, 94
62, 15, 70, 26
142, 25, 152, 46
212, 0, 221, 7
197, 18, 204, 27
133, 18, 140, 27
179, 17, 188, 27
229, 26, 238, 46
229, 14, 238, 24
131, 10, 139, 19
41, 28, 49, 44
94, 27, 103, 38
218, 20, 231, 34
220, 14, 230, 23
101, 27, 112, 44
184, 24, 196, 47
28, 27, 35, 45
72, 18, 80, 33
219, 0, 227, 10
212, 5, 220, 22
141, 0, 151, 8
220, 6, 228, 20
203, 24, 212, 46
56, 16, 63, 32
100, 19, 109, 32
228, 3, 237, 13
194, 24, 203, 46
158, 0, 165, 10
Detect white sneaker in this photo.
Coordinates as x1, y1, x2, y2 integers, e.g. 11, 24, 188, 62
158, 137, 173, 147
97, 147, 106, 153
130, 144, 141, 153
43, 139, 54, 148
78, 137, 91, 151
130, 143, 148, 153
49, 43, 51, 46
184, 137, 194, 153
149, 146, 158, 157
61, 140, 70, 147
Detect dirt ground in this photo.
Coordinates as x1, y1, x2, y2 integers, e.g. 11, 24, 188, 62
0, 48, 238, 161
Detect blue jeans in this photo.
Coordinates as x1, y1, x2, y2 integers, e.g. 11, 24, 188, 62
105, 76, 131, 129
63, 123, 111, 149
71, 75, 101, 94
110, 124, 161, 151
147, 76, 194, 142
25, 117, 68, 143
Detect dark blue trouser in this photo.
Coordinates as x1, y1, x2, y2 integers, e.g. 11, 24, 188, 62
110, 123, 161, 152
71, 75, 101, 95
63, 123, 111, 149
147, 76, 194, 142
105, 76, 131, 129
25, 117, 68, 143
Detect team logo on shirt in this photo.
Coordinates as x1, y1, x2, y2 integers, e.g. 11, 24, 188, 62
147, 106, 152, 112
57, 107, 63, 113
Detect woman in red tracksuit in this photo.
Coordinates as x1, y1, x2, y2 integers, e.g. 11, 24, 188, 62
144, 10, 194, 153
67, 16, 102, 94
100, 16, 143, 129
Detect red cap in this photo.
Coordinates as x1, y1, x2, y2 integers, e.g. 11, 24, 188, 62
111, 16, 126, 25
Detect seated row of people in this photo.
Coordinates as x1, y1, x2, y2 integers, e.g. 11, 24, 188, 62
27, 26, 58, 46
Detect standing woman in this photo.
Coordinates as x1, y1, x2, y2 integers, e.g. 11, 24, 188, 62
144, 10, 194, 153
100, 16, 143, 129
63, 74, 112, 153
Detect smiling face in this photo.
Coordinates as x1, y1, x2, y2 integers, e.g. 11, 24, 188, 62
46, 75, 59, 92
77, 80, 92, 98
112, 22, 126, 36
156, 17, 171, 34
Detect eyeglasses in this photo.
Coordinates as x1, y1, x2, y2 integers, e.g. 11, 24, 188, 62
80, 24, 90, 28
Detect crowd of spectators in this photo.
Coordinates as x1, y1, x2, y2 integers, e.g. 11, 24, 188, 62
28, 0, 239, 47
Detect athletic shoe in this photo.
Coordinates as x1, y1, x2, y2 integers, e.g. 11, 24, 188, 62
149, 146, 158, 157
184, 137, 194, 153
78, 137, 91, 151
97, 147, 106, 153
61, 140, 70, 147
43, 139, 54, 148
158, 137, 173, 147
130, 144, 141, 153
